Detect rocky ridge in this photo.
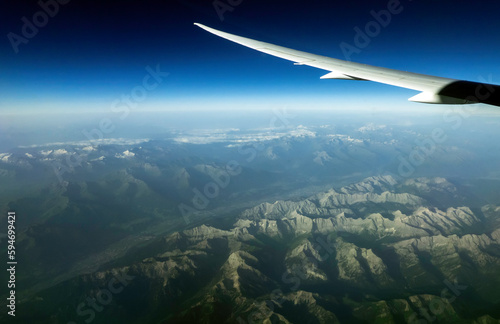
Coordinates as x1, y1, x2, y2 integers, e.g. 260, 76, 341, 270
20, 176, 500, 323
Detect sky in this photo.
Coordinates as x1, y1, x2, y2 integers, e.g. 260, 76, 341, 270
1, 0, 500, 115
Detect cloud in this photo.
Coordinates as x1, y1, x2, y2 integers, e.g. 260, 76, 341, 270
115, 150, 135, 158
326, 134, 364, 144
0, 153, 11, 162
82, 146, 96, 152
357, 123, 387, 133
173, 126, 317, 145
53, 149, 68, 155
313, 151, 332, 165
20, 138, 150, 148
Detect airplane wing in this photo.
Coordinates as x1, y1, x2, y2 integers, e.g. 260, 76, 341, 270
194, 23, 500, 107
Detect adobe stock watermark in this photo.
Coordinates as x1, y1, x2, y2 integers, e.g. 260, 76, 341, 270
213, 0, 243, 21
179, 107, 296, 225
407, 279, 467, 323
340, 0, 405, 61
66, 271, 135, 324
51, 65, 169, 184
398, 75, 496, 178
238, 233, 337, 324
7, 0, 71, 54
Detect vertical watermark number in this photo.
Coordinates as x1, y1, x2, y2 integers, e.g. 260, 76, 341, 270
6, 211, 16, 317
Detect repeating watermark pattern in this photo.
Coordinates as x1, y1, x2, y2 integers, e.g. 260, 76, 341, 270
398, 74, 496, 178
397, 128, 448, 177
213, 0, 243, 21
51, 65, 168, 184
179, 107, 296, 225
407, 279, 467, 323
66, 271, 135, 324
340, 0, 406, 61
7, 0, 71, 54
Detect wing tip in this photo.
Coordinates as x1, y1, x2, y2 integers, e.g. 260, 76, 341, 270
194, 23, 219, 35
194, 23, 209, 31
193, 23, 230, 39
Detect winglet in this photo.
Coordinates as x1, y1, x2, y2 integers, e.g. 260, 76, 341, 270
194, 23, 221, 36
193, 22, 268, 51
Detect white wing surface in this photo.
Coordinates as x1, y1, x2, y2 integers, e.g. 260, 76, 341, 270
194, 23, 500, 107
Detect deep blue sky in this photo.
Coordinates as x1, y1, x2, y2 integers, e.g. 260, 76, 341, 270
2, 0, 500, 113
